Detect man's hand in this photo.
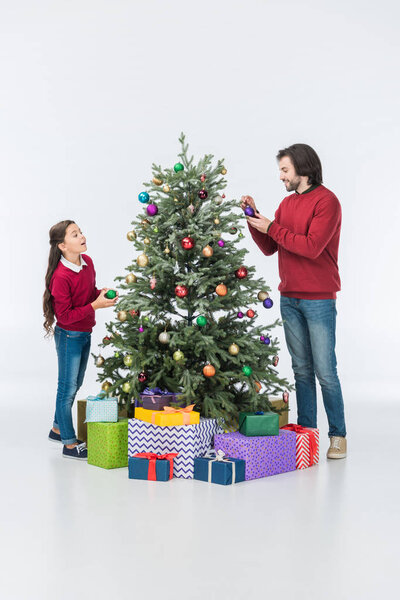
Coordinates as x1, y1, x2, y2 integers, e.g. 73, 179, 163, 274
240, 195, 258, 213
246, 214, 272, 234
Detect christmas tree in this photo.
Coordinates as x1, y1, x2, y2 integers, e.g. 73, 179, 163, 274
94, 134, 290, 427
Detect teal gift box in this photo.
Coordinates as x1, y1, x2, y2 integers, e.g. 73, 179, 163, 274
194, 450, 245, 485
85, 393, 118, 423
239, 411, 279, 436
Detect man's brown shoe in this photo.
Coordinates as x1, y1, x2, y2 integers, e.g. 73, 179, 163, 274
327, 436, 347, 459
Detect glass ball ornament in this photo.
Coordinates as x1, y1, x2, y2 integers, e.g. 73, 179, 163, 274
125, 273, 137, 284
163, 184, 170, 193
158, 331, 170, 344
101, 381, 112, 392
228, 343, 239, 356
187, 204, 195, 214
203, 364, 216, 377
273, 355, 279, 367
181, 236, 195, 250
263, 298, 274, 309
237, 311, 244, 319
260, 336, 265, 342
200, 174, 206, 182
118, 310, 128, 322
215, 284, 228, 296
96, 355, 105, 367
258, 291, 269, 301
235, 266, 248, 279
141, 219, 150, 229
214, 218, 220, 225
246, 309, 255, 318
164, 246, 170, 254
175, 285, 189, 298
283, 391, 289, 403
114, 351, 120, 358
221, 167, 227, 175
153, 226, 159, 233
242, 365, 253, 377
127, 230, 136, 241
244, 206, 255, 217
138, 371, 147, 383
138, 326, 144, 333
217, 239, 225, 247
144, 237, 150, 245
229, 227, 238, 235
173, 350, 184, 361
137, 253, 149, 267
105, 289, 116, 299
123, 355, 133, 367
264, 336, 271, 345
238, 232, 244, 239
138, 192, 150, 204
146, 203, 158, 217
196, 315, 207, 327
103, 336, 111, 345
152, 177, 163, 186
202, 245, 213, 257
174, 162, 184, 172
198, 189, 208, 200
122, 382, 131, 393
214, 195, 223, 206
255, 381, 262, 393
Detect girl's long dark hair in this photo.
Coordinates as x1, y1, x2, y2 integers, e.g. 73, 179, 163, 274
43, 220, 75, 337
277, 143, 323, 186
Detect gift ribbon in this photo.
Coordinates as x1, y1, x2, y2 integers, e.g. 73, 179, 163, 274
142, 387, 171, 396
204, 449, 236, 484
86, 392, 107, 401
281, 424, 318, 466
133, 452, 178, 480
151, 404, 196, 425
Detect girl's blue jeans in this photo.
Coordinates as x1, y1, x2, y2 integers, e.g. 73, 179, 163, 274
280, 296, 346, 438
53, 326, 91, 444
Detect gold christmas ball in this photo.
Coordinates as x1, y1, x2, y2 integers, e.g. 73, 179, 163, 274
96, 355, 105, 367
202, 245, 213, 258
143, 237, 150, 245
141, 219, 150, 229
214, 218, 220, 225
221, 167, 227, 175
101, 381, 111, 392
125, 273, 137, 284
228, 343, 239, 356
127, 230, 136, 241
123, 354, 133, 367
163, 184, 170, 193
174, 197, 179, 203
118, 310, 128, 322
152, 177, 163, 186
137, 253, 149, 267
258, 291, 269, 301
122, 382, 131, 393
173, 350, 184, 361
164, 247, 170, 254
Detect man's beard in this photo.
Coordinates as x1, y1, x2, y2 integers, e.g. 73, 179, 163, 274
285, 177, 301, 192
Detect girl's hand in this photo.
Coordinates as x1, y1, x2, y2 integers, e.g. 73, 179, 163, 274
92, 289, 119, 310
246, 214, 272, 234
240, 195, 258, 213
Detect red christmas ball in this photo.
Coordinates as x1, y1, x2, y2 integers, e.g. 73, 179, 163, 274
181, 236, 195, 250
129, 309, 141, 318
246, 309, 255, 318
235, 266, 248, 279
198, 189, 208, 200
138, 371, 147, 383
175, 285, 189, 298
200, 174, 206, 182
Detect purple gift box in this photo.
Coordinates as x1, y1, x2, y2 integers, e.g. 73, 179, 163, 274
214, 429, 297, 480
135, 388, 186, 411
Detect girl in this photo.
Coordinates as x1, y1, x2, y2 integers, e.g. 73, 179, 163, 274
43, 220, 118, 460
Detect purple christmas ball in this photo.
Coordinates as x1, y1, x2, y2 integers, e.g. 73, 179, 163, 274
260, 336, 265, 342
244, 206, 255, 217
138, 326, 144, 332
263, 298, 273, 309
237, 311, 244, 319
264, 336, 271, 345
146, 203, 158, 216
217, 239, 225, 247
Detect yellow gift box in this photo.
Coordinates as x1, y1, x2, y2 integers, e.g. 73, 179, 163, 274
135, 404, 200, 427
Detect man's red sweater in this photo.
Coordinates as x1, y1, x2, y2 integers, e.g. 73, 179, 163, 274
248, 184, 341, 299
49, 254, 100, 332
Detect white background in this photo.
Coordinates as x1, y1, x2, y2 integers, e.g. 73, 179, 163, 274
1, 0, 399, 406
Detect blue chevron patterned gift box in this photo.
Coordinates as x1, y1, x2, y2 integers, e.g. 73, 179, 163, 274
128, 418, 223, 479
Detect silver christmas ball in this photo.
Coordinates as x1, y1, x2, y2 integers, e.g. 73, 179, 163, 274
158, 331, 170, 344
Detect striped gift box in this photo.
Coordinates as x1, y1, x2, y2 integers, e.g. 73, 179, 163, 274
281, 424, 319, 469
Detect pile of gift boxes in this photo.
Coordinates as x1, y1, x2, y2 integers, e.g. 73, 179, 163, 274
78, 388, 319, 485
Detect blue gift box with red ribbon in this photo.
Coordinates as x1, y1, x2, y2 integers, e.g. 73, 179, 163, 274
128, 452, 178, 481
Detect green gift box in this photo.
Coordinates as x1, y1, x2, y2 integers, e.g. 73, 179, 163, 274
87, 419, 128, 469
239, 411, 279, 436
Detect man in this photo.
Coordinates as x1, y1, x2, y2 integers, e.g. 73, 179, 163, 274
242, 143, 346, 459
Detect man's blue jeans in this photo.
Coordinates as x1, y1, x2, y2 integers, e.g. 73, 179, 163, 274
53, 326, 91, 444
280, 296, 346, 438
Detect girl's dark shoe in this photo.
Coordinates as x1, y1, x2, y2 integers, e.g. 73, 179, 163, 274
62, 442, 88, 460
48, 429, 62, 443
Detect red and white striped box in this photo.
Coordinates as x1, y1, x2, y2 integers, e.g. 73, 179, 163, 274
281, 424, 319, 470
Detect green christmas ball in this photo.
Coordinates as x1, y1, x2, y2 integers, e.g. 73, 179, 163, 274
238, 233, 244, 239
105, 290, 117, 299
123, 355, 133, 367
242, 365, 253, 376
122, 382, 131, 393
153, 227, 159, 233
174, 162, 184, 173
114, 352, 120, 358
196, 315, 207, 327
173, 350, 184, 361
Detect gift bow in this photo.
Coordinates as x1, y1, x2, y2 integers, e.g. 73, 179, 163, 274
133, 452, 178, 480
204, 449, 236, 484
142, 387, 171, 396
87, 392, 107, 401
152, 404, 195, 425
281, 424, 318, 466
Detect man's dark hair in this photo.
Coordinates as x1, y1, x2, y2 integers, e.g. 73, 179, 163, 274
276, 144, 323, 185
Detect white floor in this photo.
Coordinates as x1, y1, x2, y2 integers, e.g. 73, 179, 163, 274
1, 391, 399, 600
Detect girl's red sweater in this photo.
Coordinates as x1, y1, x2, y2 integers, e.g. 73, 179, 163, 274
49, 254, 100, 332
248, 185, 342, 299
